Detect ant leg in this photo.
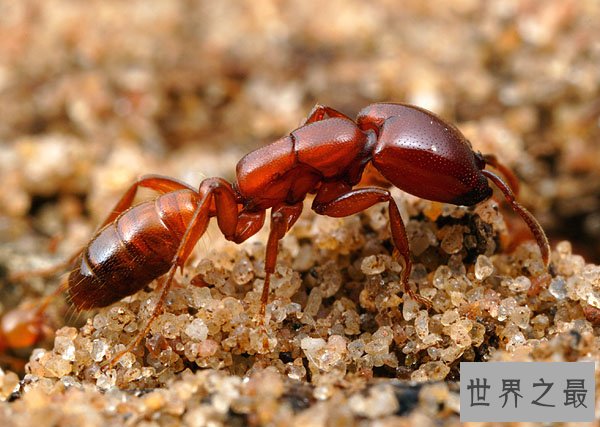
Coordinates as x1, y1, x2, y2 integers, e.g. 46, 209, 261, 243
261, 203, 303, 317
312, 185, 432, 308
482, 169, 550, 267
302, 104, 353, 125
106, 211, 210, 368
387, 197, 431, 308
8, 252, 79, 282
9, 175, 196, 283
98, 174, 197, 228
106, 178, 241, 368
175, 177, 242, 265
311, 185, 390, 217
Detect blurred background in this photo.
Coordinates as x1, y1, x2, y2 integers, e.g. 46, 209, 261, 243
0, 0, 599, 269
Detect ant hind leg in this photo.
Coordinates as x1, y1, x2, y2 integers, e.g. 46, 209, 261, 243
104, 197, 212, 369
9, 174, 196, 284
104, 177, 242, 369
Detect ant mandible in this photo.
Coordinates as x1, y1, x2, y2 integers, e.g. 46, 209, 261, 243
17, 103, 551, 366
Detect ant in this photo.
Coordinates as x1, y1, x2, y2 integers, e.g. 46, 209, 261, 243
11, 103, 550, 366
0, 291, 59, 371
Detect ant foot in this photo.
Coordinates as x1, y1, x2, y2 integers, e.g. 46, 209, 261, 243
100, 340, 141, 372
100, 351, 124, 372
406, 288, 432, 309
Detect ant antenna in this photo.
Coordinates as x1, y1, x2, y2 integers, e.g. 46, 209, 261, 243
482, 169, 550, 267
483, 154, 520, 196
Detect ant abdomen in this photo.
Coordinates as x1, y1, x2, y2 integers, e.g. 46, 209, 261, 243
68, 190, 200, 310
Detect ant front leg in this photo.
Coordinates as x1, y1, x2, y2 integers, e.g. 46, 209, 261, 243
312, 183, 432, 308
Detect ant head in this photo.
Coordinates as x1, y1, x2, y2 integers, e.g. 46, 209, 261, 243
361, 103, 548, 266
451, 171, 493, 206
369, 105, 493, 206
451, 150, 493, 205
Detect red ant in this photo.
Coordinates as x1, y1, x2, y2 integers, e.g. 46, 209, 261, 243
11, 103, 550, 366
0, 305, 45, 354
0, 292, 58, 371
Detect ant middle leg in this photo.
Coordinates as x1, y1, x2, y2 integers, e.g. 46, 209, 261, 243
260, 203, 303, 317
